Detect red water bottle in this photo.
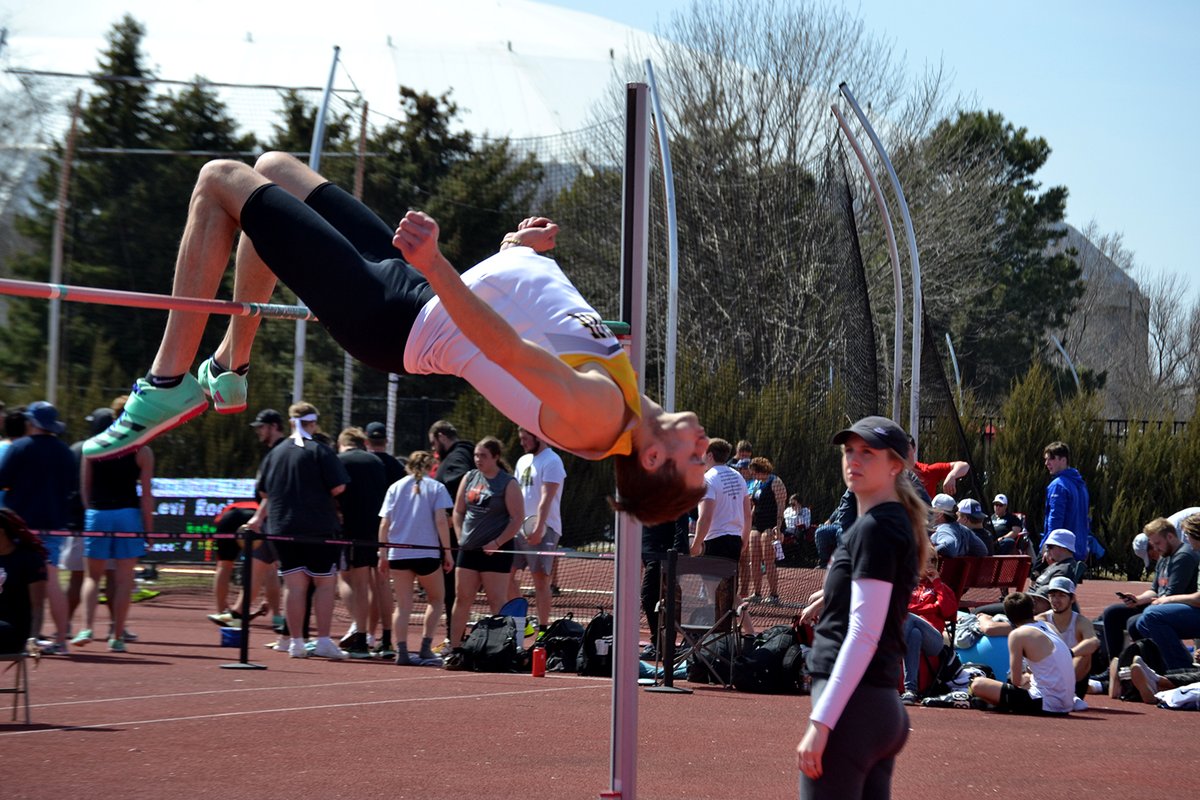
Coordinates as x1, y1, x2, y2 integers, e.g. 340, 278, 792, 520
532, 646, 547, 677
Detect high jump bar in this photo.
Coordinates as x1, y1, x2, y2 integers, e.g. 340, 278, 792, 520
0, 277, 318, 321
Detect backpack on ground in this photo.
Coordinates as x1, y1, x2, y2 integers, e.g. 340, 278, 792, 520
578, 609, 615, 677
1114, 638, 1165, 702
460, 614, 521, 673
542, 613, 585, 673
732, 624, 809, 694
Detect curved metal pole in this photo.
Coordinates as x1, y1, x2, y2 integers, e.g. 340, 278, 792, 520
294, 45, 341, 402
945, 332, 962, 413
644, 59, 679, 412
1049, 334, 1081, 391
839, 83, 923, 444
831, 103, 904, 421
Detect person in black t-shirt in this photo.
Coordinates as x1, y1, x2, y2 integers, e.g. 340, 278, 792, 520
249, 403, 350, 660
335, 427, 389, 657
797, 417, 928, 800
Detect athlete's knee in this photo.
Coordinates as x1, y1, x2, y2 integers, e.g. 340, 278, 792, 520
253, 150, 302, 180
195, 158, 251, 195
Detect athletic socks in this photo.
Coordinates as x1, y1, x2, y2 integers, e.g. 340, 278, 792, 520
207, 357, 250, 377
146, 373, 184, 389
419, 636, 436, 660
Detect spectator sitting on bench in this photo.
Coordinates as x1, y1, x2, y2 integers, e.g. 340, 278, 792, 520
1131, 513, 1200, 672
956, 498, 995, 555
1098, 517, 1199, 667
900, 550, 957, 705
991, 494, 1025, 555
967, 591, 1077, 715
930, 494, 987, 558
974, 529, 1076, 617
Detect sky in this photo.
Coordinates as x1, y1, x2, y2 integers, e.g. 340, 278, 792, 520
546, 0, 1200, 297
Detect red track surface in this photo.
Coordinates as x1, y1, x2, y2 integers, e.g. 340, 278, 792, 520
3, 579, 1195, 799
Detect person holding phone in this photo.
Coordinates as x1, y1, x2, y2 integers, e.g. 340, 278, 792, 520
1098, 517, 1199, 663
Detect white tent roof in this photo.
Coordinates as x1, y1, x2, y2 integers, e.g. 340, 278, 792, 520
2, 0, 662, 138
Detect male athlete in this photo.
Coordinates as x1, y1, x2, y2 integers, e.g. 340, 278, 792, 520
83, 152, 707, 523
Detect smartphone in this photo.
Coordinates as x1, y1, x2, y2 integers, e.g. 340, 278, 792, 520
1115, 591, 1134, 601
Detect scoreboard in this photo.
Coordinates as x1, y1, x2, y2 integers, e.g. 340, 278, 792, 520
145, 477, 257, 563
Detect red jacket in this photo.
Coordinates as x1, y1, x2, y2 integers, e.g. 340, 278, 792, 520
908, 576, 957, 631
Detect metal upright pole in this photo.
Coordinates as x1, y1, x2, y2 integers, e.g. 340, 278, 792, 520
342, 100, 369, 430
607, 82, 649, 800
293, 45, 340, 403
47, 90, 83, 404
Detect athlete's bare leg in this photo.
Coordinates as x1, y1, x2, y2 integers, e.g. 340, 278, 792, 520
149, 160, 272, 377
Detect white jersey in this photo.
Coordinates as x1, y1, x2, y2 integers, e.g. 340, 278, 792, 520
702, 464, 748, 540
1025, 620, 1076, 714
404, 247, 639, 460
515, 446, 566, 535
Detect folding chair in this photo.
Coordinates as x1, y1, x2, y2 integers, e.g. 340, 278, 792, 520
0, 652, 31, 724
673, 555, 741, 687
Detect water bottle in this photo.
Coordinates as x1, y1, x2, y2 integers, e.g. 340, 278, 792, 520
773, 539, 784, 562
531, 645, 547, 677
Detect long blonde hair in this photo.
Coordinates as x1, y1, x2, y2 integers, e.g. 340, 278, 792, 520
894, 456, 932, 570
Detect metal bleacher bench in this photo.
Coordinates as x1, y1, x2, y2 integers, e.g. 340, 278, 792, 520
939, 555, 1033, 645
940, 555, 1032, 611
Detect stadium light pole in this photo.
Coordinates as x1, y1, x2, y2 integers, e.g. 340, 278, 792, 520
644, 59, 679, 412
292, 45, 340, 403
830, 102, 904, 421
46, 90, 83, 405
838, 83, 923, 445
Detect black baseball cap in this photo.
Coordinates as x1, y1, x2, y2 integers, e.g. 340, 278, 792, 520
365, 421, 388, 441
831, 416, 910, 459
250, 408, 285, 428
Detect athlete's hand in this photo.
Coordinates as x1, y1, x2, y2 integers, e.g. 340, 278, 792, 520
442, 552, 454, 573
393, 211, 442, 272
501, 217, 558, 253
797, 720, 828, 780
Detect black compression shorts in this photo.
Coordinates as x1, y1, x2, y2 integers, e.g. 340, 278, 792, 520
238, 182, 434, 374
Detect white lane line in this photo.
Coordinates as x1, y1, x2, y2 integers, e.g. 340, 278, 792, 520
30, 675, 447, 708
1, 684, 608, 737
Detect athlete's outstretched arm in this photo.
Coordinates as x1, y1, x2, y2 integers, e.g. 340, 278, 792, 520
393, 212, 623, 448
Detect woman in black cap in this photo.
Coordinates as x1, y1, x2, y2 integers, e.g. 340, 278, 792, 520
797, 416, 930, 799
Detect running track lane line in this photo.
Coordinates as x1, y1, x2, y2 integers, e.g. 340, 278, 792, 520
0, 683, 610, 737
27, 671, 609, 708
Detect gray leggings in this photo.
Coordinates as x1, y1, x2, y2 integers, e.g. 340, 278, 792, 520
800, 680, 910, 800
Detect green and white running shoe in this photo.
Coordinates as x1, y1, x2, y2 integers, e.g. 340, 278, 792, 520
83, 374, 208, 459
196, 357, 248, 414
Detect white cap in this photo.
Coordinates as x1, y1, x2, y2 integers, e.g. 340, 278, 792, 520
1044, 529, 1076, 553
1047, 576, 1076, 595
1132, 533, 1151, 569
931, 493, 957, 513
993, 494, 1008, 506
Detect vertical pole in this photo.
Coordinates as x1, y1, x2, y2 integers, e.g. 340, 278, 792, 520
608, 82, 649, 800
293, 45, 340, 403
47, 90, 83, 404
342, 100, 369, 430
644, 60, 678, 412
